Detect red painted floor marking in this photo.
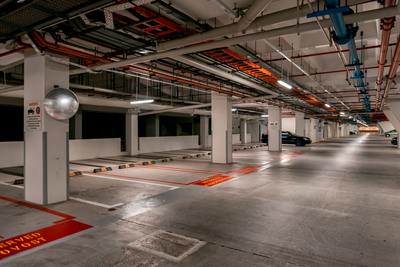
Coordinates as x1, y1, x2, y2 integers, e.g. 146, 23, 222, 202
89, 172, 191, 186
191, 175, 234, 187
134, 164, 221, 174
0, 195, 93, 261
0, 220, 91, 260
228, 166, 259, 175
0, 195, 74, 224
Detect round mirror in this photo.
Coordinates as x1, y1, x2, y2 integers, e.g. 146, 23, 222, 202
44, 87, 79, 120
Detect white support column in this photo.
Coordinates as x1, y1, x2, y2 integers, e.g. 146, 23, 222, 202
240, 118, 248, 144
74, 110, 82, 139
309, 118, 319, 142
154, 115, 160, 137
200, 116, 210, 148
211, 92, 232, 163
295, 112, 305, 136
268, 106, 281, 151
248, 119, 260, 143
24, 51, 69, 204
126, 109, 139, 155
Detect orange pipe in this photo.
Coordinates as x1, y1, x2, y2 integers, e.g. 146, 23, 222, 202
375, 0, 396, 109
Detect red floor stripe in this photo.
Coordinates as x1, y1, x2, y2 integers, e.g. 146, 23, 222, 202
89, 172, 191, 186
191, 175, 234, 186
0, 195, 74, 224
136, 164, 221, 174
0, 220, 92, 260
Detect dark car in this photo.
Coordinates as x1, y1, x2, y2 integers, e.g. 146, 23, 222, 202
262, 131, 312, 146
392, 137, 398, 146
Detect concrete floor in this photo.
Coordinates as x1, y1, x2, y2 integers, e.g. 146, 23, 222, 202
1, 135, 400, 266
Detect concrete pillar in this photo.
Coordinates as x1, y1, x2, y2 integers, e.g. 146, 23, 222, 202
200, 116, 210, 148
73, 110, 82, 139
309, 118, 319, 142
240, 119, 248, 144
155, 115, 160, 137
24, 51, 69, 204
211, 92, 232, 163
295, 112, 305, 136
268, 106, 281, 151
126, 110, 139, 155
248, 120, 260, 143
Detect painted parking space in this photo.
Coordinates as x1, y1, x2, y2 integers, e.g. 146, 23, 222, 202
69, 174, 176, 207
0, 195, 91, 261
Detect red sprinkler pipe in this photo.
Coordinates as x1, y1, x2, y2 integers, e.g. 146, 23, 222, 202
375, 0, 396, 110
379, 36, 400, 110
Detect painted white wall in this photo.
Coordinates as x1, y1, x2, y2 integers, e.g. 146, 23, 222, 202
69, 138, 122, 160
0, 142, 24, 168
0, 138, 122, 168
282, 117, 296, 133
139, 135, 199, 153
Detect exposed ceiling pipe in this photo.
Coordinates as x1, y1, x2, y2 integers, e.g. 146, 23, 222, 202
70, 6, 400, 75
379, 36, 400, 109
236, 0, 273, 33
175, 55, 278, 96
157, 0, 369, 52
27, 32, 250, 98
320, 0, 372, 111
267, 43, 396, 61
375, 0, 396, 110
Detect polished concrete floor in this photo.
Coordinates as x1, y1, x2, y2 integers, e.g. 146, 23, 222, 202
1, 134, 400, 266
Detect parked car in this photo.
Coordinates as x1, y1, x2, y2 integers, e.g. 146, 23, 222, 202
392, 137, 398, 146
262, 131, 312, 146
385, 130, 398, 137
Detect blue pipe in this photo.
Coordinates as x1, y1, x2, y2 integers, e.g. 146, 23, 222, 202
324, 0, 371, 112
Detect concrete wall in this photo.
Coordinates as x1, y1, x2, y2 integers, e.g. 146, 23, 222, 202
282, 117, 296, 133
0, 138, 122, 168
0, 142, 24, 168
139, 135, 199, 153
69, 138, 122, 160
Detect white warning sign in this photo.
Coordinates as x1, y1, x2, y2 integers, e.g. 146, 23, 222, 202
25, 102, 42, 131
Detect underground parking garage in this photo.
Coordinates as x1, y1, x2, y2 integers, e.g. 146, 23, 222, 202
1, 0, 400, 266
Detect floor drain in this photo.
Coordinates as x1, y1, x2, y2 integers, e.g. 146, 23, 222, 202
128, 230, 206, 262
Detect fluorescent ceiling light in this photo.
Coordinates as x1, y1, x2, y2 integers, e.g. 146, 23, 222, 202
340, 111, 345, 116
349, 116, 353, 119
231, 108, 237, 112
277, 80, 293, 90
324, 103, 331, 108
130, 99, 154, 105
261, 114, 269, 118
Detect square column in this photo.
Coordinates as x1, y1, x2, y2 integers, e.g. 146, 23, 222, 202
268, 106, 281, 151
211, 92, 232, 163
295, 112, 305, 136
73, 110, 82, 139
309, 118, 319, 142
248, 120, 260, 143
200, 116, 210, 148
240, 119, 248, 144
126, 109, 139, 155
24, 51, 69, 204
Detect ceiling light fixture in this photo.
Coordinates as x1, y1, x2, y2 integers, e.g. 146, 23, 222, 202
261, 114, 269, 118
277, 80, 293, 90
324, 103, 331, 108
231, 108, 237, 112
130, 99, 154, 105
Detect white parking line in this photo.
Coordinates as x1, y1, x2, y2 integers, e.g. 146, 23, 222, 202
69, 197, 124, 209
84, 173, 179, 190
